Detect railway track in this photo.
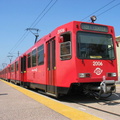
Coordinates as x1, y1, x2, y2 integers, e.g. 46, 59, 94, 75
58, 86, 120, 120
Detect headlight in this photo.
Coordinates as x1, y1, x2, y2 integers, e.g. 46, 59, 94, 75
107, 73, 117, 77
90, 15, 97, 23
79, 73, 91, 78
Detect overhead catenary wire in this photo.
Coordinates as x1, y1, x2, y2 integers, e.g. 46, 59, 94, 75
8, 0, 118, 54
9, 31, 29, 53
2, 0, 58, 67
81, 0, 116, 21
97, 2, 120, 17
32, 0, 58, 28
30, 0, 54, 28
9, 0, 58, 54
2, 0, 120, 67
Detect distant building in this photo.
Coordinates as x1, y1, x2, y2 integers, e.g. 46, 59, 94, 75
116, 36, 120, 78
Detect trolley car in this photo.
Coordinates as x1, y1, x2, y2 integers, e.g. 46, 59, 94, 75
0, 16, 118, 98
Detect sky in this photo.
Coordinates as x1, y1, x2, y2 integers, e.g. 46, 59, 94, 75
0, 0, 120, 69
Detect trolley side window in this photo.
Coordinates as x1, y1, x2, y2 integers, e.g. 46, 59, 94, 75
8, 67, 10, 72
11, 64, 14, 72
32, 49, 37, 67
28, 53, 31, 68
15, 61, 18, 71
37, 45, 44, 65
60, 32, 72, 60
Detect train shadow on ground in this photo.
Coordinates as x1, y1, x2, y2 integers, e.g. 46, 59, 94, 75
0, 93, 8, 96
58, 92, 120, 106
58, 93, 120, 118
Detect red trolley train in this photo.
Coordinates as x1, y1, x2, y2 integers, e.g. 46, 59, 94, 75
0, 18, 118, 98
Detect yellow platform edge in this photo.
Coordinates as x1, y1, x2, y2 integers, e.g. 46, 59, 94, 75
1, 80, 103, 120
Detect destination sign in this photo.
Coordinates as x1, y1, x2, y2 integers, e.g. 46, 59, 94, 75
81, 23, 108, 32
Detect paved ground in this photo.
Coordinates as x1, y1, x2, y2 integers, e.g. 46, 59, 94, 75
1, 79, 119, 120
0, 80, 69, 120
59, 84, 120, 120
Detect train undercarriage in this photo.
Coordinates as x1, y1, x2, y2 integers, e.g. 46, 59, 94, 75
70, 80, 116, 99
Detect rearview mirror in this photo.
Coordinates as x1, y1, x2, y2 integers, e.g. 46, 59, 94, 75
59, 36, 64, 43
116, 41, 119, 47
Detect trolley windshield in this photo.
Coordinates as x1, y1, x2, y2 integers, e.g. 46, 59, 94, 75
77, 32, 115, 59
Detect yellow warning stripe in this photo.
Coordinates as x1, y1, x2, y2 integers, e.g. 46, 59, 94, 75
1, 80, 103, 120
116, 84, 120, 86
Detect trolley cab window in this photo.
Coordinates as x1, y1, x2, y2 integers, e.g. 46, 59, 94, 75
77, 32, 115, 60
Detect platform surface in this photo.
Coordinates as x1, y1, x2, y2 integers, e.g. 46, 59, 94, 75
0, 80, 69, 120
0, 80, 106, 120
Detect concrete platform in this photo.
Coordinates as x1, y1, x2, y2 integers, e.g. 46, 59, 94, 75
0, 80, 69, 120
0, 79, 103, 120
